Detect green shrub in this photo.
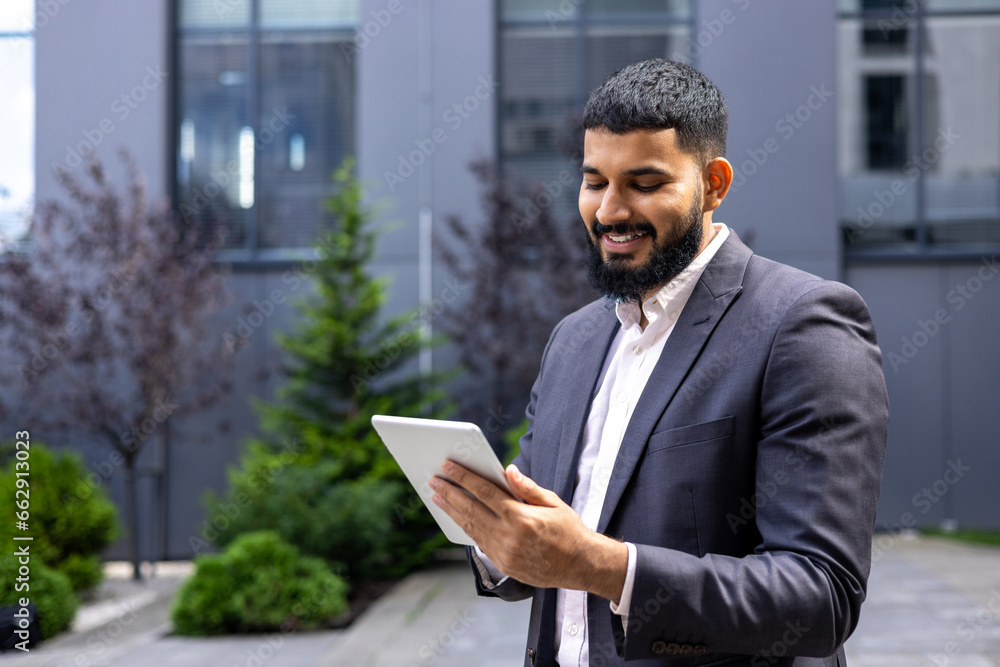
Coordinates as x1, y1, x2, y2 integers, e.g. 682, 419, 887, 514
0, 443, 119, 593
206, 459, 445, 584
172, 531, 348, 636
0, 555, 78, 640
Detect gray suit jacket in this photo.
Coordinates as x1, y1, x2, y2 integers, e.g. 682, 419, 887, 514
468, 232, 889, 666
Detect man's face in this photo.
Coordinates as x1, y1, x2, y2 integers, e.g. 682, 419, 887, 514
579, 128, 711, 303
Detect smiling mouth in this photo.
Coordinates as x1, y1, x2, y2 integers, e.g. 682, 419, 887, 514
606, 231, 648, 243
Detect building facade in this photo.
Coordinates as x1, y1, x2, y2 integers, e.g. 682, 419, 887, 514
27, 0, 1000, 559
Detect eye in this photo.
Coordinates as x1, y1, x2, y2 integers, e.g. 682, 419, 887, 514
584, 181, 606, 191
634, 183, 664, 193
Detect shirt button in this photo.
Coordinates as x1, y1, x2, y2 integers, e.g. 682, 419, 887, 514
568, 623, 579, 636
618, 393, 628, 404
632, 345, 643, 355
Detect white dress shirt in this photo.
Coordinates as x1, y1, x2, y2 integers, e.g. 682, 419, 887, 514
476, 224, 730, 667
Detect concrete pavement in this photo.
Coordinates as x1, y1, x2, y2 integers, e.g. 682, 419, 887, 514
5, 535, 999, 666
844, 534, 1000, 666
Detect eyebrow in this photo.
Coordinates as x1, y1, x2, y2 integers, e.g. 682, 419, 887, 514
580, 165, 670, 177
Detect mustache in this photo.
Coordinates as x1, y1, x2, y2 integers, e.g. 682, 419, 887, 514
590, 220, 657, 240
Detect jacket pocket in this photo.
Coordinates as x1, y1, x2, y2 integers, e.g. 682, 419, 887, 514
647, 415, 736, 453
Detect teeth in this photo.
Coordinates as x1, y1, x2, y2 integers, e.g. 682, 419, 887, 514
608, 232, 646, 243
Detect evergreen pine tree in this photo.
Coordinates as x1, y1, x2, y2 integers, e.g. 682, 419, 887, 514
206, 159, 448, 586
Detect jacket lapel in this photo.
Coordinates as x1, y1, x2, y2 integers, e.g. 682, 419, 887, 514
551, 302, 620, 503
596, 232, 753, 534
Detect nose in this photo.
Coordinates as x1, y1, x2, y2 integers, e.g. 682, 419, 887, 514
596, 184, 631, 226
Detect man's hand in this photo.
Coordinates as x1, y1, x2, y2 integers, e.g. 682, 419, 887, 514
430, 461, 628, 604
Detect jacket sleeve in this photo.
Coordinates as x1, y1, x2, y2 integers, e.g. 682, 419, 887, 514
618, 282, 889, 660
464, 314, 570, 602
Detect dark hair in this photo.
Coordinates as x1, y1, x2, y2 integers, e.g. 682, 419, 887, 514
582, 58, 728, 164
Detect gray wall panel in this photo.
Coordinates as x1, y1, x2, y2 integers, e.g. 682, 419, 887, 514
358, 0, 496, 387
697, 0, 839, 281
35, 0, 170, 203
846, 264, 948, 528
358, 0, 424, 261
847, 260, 1000, 531
945, 260, 1000, 528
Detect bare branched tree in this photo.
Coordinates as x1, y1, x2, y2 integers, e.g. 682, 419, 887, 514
436, 159, 595, 437
0, 151, 231, 579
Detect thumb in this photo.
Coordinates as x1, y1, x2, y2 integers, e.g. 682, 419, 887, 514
506, 464, 558, 507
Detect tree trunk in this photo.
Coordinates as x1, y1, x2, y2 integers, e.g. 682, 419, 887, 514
123, 457, 142, 580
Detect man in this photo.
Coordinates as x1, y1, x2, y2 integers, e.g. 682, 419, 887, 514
430, 59, 888, 666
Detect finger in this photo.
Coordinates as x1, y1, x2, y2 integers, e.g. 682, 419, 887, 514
430, 476, 499, 540
505, 464, 561, 507
442, 460, 517, 515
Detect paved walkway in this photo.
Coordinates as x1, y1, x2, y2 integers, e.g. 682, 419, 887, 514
5, 535, 999, 666
844, 535, 1000, 666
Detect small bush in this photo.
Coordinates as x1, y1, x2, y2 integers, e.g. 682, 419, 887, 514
207, 456, 445, 584
0, 555, 78, 640
0, 443, 119, 593
172, 531, 348, 636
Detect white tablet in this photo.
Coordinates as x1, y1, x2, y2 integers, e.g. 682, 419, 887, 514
371, 415, 516, 546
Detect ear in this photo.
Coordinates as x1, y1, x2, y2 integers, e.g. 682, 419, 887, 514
703, 157, 733, 213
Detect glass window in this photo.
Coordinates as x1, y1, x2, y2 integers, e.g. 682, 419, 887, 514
260, 0, 357, 28
584, 0, 690, 18
180, 0, 250, 28
501, 0, 575, 23
177, 34, 250, 247
257, 33, 354, 248
0, 0, 34, 249
865, 75, 908, 169
176, 0, 357, 254
922, 15, 1000, 245
838, 5, 1000, 251
498, 1, 689, 223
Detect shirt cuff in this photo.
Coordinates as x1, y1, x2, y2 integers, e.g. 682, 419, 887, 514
608, 542, 637, 629
472, 546, 509, 590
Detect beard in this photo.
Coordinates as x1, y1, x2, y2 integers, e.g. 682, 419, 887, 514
586, 198, 705, 303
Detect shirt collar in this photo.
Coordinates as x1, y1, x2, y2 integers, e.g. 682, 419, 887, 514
615, 223, 731, 330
